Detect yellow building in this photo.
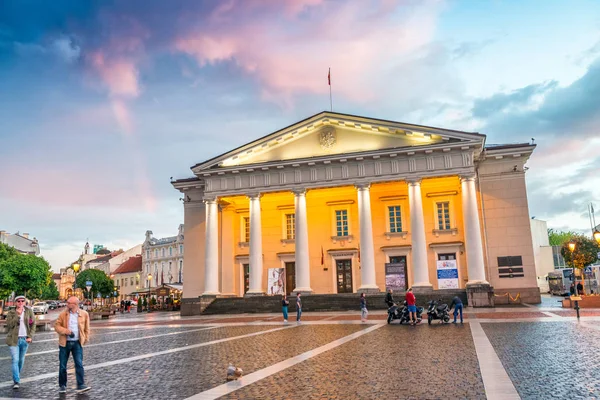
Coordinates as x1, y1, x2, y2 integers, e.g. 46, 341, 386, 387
173, 112, 539, 314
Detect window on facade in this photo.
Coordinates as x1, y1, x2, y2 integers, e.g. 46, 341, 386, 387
130, 277, 134, 285
243, 216, 250, 242
146, 250, 150, 259
388, 206, 402, 233
179, 244, 183, 255
169, 247, 172, 256
161, 248, 165, 257
124, 279, 127, 287
136, 276, 139, 286
436, 202, 451, 230
285, 213, 295, 240
154, 249, 158, 258
335, 210, 349, 236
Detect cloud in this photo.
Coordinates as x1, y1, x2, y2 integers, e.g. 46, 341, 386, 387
52, 35, 80, 63
472, 81, 557, 119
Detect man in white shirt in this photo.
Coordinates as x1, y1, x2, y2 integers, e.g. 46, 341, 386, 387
5, 295, 36, 390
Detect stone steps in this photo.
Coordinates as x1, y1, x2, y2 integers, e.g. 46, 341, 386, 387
201, 290, 468, 315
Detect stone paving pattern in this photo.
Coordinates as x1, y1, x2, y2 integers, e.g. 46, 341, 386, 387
482, 322, 600, 399
0, 324, 366, 399
222, 323, 486, 400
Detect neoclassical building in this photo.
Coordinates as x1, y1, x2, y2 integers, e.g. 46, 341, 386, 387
141, 225, 185, 288
173, 112, 539, 312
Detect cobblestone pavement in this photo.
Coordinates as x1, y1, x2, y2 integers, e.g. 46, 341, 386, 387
1, 306, 600, 399
482, 321, 600, 399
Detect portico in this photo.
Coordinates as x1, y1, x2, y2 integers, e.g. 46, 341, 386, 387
173, 111, 540, 313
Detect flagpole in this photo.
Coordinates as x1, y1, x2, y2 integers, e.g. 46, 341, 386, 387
589, 204, 595, 234
328, 67, 332, 112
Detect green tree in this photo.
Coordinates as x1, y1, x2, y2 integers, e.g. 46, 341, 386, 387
0, 249, 52, 298
561, 235, 600, 270
548, 229, 578, 246
40, 279, 60, 300
75, 269, 114, 298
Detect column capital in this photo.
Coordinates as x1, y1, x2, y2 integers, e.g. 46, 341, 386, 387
459, 174, 477, 183
406, 177, 422, 186
292, 188, 307, 196
203, 196, 218, 204
354, 183, 371, 190
246, 192, 262, 200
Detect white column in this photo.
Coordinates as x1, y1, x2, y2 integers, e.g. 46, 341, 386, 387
408, 179, 432, 288
203, 198, 220, 295
356, 184, 379, 291
461, 175, 489, 285
247, 193, 265, 295
293, 190, 312, 293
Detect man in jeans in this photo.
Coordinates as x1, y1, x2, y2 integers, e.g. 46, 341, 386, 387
5, 295, 36, 390
449, 296, 464, 324
296, 293, 302, 322
54, 296, 91, 394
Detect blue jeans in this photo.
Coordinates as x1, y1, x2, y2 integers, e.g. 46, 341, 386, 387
282, 306, 288, 320
9, 337, 29, 383
296, 308, 302, 321
59, 341, 85, 388
453, 304, 463, 322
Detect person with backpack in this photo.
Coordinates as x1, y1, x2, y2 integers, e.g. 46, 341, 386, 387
360, 293, 368, 322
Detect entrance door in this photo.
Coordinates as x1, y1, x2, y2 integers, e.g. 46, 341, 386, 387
389, 255, 408, 290
243, 264, 249, 294
285, 262, 296, 295
336, 259, 353, 293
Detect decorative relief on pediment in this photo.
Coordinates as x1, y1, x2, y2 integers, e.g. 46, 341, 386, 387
318, 127, 337, 149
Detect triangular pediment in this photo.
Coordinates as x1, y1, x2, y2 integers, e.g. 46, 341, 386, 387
192, 112, 484, 171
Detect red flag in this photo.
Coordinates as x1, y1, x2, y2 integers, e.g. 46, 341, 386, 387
358, 244, 360, 263
328, 68, 331, 86
320, 246, 324, 266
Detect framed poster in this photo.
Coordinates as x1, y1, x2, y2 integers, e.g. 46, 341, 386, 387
385, 262, 406, 292
437, 260, 459, 289
267, 268, 285, 295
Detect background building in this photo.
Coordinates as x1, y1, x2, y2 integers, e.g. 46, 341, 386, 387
113, 255, 142, 301
0, 230, 39, 255
530, 218, 554, 293
141, 225, 184, 288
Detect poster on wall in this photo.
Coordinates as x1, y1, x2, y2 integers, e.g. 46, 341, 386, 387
267, 268, 285, 295
437, 260, 459, 289
385, 262, 406, 292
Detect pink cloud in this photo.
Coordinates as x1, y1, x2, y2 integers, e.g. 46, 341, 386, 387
89, 52, 140, 98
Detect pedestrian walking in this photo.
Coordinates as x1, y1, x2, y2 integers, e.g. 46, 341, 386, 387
360, 293, 368, 322
281, 295, 289, 322
120, 299, 125, 313
296, 293, 302, 322
405, 288, 418, 325
6, 295, 36, 390
449, 296, 463, 324
54, 296, 91, 394
126, 299, 131, 313
385, 289, 395, 308
569, 283, 575, 296
577, 281, 584, 296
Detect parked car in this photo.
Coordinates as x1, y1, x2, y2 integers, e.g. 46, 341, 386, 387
45, 301, 58, 310
32, 302, 49, 314
58, 301, 66, 307
1, 306, 15, 319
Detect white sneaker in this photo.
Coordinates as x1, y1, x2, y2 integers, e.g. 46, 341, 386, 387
283, 319, 287, 323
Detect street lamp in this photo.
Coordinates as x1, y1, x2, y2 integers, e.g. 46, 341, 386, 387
72, 262, 80, 299
593, 230, 600, 245
568, 241, 580, 319
147, 274, 152, 313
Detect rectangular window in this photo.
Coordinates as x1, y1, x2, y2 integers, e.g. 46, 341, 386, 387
146, 250, 150, 259
388, 206, 402, 233
130, 277, 134, 285
169, 247, 172, 256
436, 202, 451, 230
285, 213, 295, 240
179, 245, 183, 255
335, 210, 349, 236
438, 253, 456, 261
243, 217, 250, 242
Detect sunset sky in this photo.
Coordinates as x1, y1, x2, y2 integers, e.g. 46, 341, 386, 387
1, 0, 599, 271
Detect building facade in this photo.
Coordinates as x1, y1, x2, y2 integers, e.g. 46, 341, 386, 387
0, 231, 40, 255
141, 225, 185, 288
113, 255, 142, 301
173, 112, 540, 312
530, 219, 554, 293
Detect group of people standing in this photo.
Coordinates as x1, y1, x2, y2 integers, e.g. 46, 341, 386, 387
120, 299, 133, 313
5, 295, 91, 394
281, 293, 302, 322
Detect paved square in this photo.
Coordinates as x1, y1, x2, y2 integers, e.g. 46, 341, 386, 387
0, 305, 599, 399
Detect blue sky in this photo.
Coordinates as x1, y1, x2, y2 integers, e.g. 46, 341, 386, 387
1, 0, 599, 270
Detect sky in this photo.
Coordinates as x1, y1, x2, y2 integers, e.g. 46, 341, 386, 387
1, 0, 600, 271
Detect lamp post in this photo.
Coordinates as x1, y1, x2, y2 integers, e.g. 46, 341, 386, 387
568, 241, 580, 319
72, 262, 80, 299
147, 274, 152, 313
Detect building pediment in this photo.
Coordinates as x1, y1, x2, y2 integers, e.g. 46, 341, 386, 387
192, 111, 484, 172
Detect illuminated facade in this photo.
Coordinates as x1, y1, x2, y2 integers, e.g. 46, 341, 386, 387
173, 112, 540, 309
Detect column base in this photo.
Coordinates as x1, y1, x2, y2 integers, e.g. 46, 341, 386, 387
291, 288, 313, 295
202, 291, 221, 296
357, 285, 380, 294
466, 283, 494, 307
411, 282, 433, 289
244, 291, 266, 297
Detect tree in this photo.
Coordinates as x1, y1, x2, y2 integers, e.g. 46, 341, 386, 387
0, 246, 52, 299
75, 269, 114, 298
561, 235, 600, 270
548, 229, 578, 246
40, 279, 60, 300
